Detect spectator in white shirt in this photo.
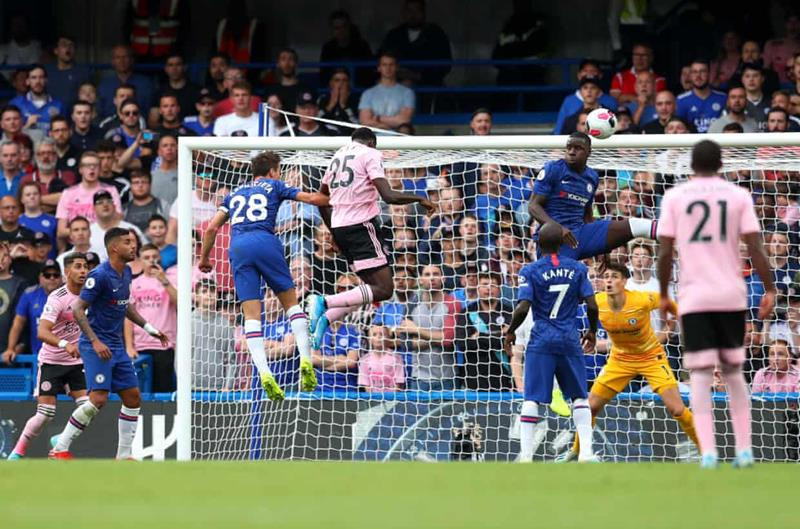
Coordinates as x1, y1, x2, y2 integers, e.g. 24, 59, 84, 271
212, 80, 259, 137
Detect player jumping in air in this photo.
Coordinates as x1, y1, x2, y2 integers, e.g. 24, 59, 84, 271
556, 261, 699, 462
529, 132, 658, 259
7, 254, 88, 460
199, 151, 331, 401
504, 222, 599, 463
49, 229, 169, 460
307, 127, 435, 348
657, 139, 775, 469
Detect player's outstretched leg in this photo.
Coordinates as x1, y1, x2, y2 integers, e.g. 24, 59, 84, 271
240, 299, 284, 402
276, 289, 317, 391
604, 218, 659, 253
51, 394, 102, 458
688, 361, 717, 468
309, 266, 394, 349
8, 402, 56, 460
518, 401, 539, 463
659, 387, 700, 450
572, 398, 599, 462
720, 353, 754, 468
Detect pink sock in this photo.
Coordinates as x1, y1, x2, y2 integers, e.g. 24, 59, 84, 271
326, 306, 357, 322
13, 403, 55, 456
689, 367, 716, 455
721, 359, 752, 453
325, 284, 373, 309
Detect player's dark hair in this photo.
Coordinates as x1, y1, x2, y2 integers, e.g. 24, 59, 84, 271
351, 127, 377, 147
537, 222, 563, 253
64, 251, 87, 268
722, 122, 744, 133
104, 227, 131, 248
147, 213, 167, 227
471, 107, 492, 120
604, 260, 630, 279
568, 131, 591, 144
741, 62, 762, 75
691, 140, 723, 175
251, 151, 281, 177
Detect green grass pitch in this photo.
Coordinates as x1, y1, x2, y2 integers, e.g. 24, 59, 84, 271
2, 461, 795, 529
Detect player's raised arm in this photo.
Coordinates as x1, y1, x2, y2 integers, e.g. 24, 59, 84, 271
198, 210, 229, 273
528, 191, 579, 249
295, 190, 330, 207
372, 178, 436, 215
743, 231, 777, 319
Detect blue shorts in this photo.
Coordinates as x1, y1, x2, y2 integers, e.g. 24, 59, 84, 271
524, 349, 588, 403
229, 231, 294, 301
537, 219, 612, 260
80, 343, 139, 393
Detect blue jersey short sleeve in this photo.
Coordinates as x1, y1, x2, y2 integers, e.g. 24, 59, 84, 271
517, 264, 535, 304
533, 160, 599, 232
275, 179, 300, 201
532, 161, 558, 196
219, 192, 232, 214
577, 263, 593, 299
79, 268, 104, 305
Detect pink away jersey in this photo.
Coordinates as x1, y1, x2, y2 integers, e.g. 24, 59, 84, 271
38, 285, 82, 365
130, 274, 176, 350
658, 176, 760, 315
357, 351, 405, 391
322, 142, 383, 228
56, 183, 122, 223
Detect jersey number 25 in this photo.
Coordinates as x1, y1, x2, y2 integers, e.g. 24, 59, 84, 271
328, 155, 355, 189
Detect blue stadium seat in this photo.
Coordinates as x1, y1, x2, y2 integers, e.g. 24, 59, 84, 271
0, 368, 33, 394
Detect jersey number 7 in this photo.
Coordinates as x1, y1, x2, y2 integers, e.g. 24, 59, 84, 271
548, 284, 569, 319
329, 154, 356, 189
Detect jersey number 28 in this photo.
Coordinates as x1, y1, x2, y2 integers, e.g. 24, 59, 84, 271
229, 194, 268, 225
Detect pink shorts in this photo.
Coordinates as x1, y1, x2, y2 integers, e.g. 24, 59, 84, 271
684, 348, 746, 370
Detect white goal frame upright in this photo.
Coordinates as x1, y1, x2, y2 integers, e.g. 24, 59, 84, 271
176, 133, 800, 461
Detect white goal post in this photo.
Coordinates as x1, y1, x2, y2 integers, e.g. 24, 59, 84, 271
176, 133, 800, 462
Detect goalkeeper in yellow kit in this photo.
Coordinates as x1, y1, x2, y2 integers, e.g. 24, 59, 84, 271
558, 261, 699, 461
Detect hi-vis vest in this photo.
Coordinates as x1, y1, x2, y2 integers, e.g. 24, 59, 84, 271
216, 18, 258, 64
130, 0, 180, 58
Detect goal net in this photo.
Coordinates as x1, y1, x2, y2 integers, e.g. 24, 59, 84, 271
176, 133, 800, 462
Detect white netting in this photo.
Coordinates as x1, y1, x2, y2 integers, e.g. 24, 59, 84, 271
182, 139, 800, 462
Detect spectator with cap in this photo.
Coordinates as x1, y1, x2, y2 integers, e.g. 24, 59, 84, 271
0, 140, 26, 198
31, 230, 53, 264
358, 52, 415, 131
280, 91, 338, 137
553, 59, 619, 135
97, 44, 154, 118
149, 53, 200, 127
2, 258, 62, 361
152, 92, 196, 137
0, 242, 27, 354
182, 89, 216, 136
55, 151, 122, 242
49, 116, 81, 173
20, 139, 76, 212
55, 216, 93, 271
610, 43, 668, 104
149, 135, 178, 206
708, 85, 760, 133
213, 81, 259, 137
751, 339, 800, 393
559, 76, 604, 134
89, 189, 145, 261
124, 170, 169, 233
9, 65, 64, 134
7, 229, 38, 285
318, 69, 359, 135
469, 108, 492, 135
70, 100, 103, 152
45, 35, 89, 112
675, 59, 727, 133
18, 182, 57, 257
612, 106, 638, 134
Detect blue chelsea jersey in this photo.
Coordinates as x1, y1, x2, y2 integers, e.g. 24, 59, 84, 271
675, 89, 727, 133
78, 261, 132, 348
220, 178, 300, 236
517, 254, 593, 347
533, 159, 599, 231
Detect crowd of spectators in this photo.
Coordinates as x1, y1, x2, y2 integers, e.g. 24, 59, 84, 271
0, 4, 799, 402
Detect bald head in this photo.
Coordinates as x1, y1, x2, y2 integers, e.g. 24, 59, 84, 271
538, 222, 563, 253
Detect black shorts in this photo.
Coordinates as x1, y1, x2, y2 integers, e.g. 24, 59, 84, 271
36, 363, 87, 396
330, 217, 390, 273
681, 311, 746, 352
